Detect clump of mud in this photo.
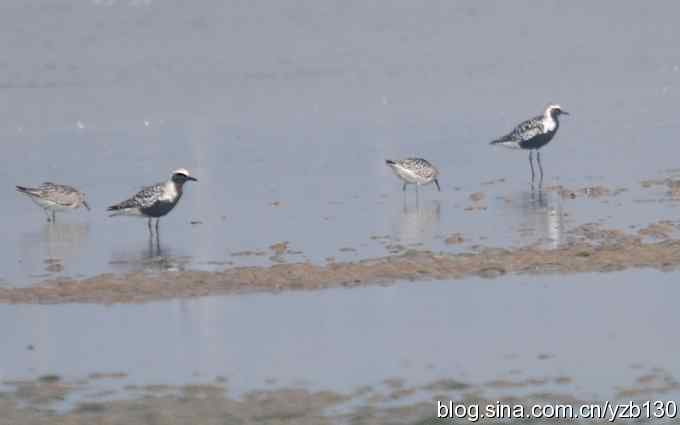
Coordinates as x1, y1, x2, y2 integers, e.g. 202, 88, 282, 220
444, 233, 465, 245
637, 221, 677, 240
641, 177, 680, 199
617, 369, 680, 398
465, 191, 487, 211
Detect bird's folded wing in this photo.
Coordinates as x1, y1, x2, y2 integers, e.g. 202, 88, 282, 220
39, 183, 79, 206
115, 183, 163, 209
513, 117, 545, 141
401, 158, 432, 169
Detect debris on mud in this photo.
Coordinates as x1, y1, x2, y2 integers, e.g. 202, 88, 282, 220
0, 374, 674, 425
637, 221, 677, 240
543, 185, 624, 200
3, 223, 680, 304
444, 233, 465, 245
269, 241, 289, 256
640, 178, 680, 199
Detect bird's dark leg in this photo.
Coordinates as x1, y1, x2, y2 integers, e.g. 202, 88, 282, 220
537, 150, 544, 186
148, 230, 153, 256
155, 218, 160, 233
155, 228, 161, 255
402, 182, 407, 192
148, 218, 153, 233
52, 211, 56, 222
529, 150, 535, 186
44, 210, 52, 222
415, 185, 420, 208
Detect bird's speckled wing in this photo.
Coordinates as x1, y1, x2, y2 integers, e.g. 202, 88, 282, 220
491, 115, 545, 146
32, 183, 81, 206
109, 182, 164, 210
396, 158, 439, 178
511, 116, 545, 142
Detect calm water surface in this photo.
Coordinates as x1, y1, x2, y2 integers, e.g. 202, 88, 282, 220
1, 270, 679, 406
1, 1, 680, 285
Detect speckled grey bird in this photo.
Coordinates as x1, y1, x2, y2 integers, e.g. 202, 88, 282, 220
490, 104, 570, 183
385, 158, 441, 192
107, 168, 197, 233
16, 182, 90, 222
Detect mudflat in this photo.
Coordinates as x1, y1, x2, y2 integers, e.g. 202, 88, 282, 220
2, 222, 678, 304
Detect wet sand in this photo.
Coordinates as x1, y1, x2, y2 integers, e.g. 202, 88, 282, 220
2, 222, 679, 304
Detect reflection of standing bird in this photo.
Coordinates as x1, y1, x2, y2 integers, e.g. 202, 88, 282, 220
393, 200, 441, 244
107, 168, 197, 233
16, 182, 90, 222
385, 158, 441, 192
490, 104, 569, 183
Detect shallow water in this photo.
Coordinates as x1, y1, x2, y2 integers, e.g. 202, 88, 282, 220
2, 1, 680, 285
2, 270, 679, 409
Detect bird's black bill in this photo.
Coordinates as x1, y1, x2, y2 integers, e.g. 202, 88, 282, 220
561, 110, 570, 116
187, 176, 198, 182
434, 179, 441, 192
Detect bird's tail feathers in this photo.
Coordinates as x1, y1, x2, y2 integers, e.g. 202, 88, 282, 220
16, 185, 38, 195
490, 136, 510, 145
385, 159, 396, 165
107, 205, 143, 217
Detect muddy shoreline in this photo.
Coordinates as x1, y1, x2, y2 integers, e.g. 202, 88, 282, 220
1, 371, 677, 424
2, 223, 679, 304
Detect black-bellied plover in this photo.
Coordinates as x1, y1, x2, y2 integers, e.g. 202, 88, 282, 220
385, 158, 441, 192
16, 182, 90, 222
490, 104, 570, 184
107, 168, 197, 233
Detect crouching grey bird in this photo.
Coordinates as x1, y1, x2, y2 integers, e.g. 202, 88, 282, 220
16, 182, 90, 222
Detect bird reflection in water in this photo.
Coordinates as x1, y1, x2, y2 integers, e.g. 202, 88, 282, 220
140, 232, 187, 272
147, 230, 162, 258
512, 187, 565, 249
39, 222, 90, 274
110, 233, 189, 274
392, 199, 442, 245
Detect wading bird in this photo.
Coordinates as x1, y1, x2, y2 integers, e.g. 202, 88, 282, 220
107, 168, 197, 233
385, 158, 441, 193
490, 104, 569, 184
16, 182, 90, 222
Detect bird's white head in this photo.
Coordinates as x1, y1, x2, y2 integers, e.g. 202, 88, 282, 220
171, 168, 198, 183
545, 104, 570, 118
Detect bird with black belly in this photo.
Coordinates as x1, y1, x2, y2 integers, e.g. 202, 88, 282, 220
490, 104, 570, 185
107, 168, 197, 234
